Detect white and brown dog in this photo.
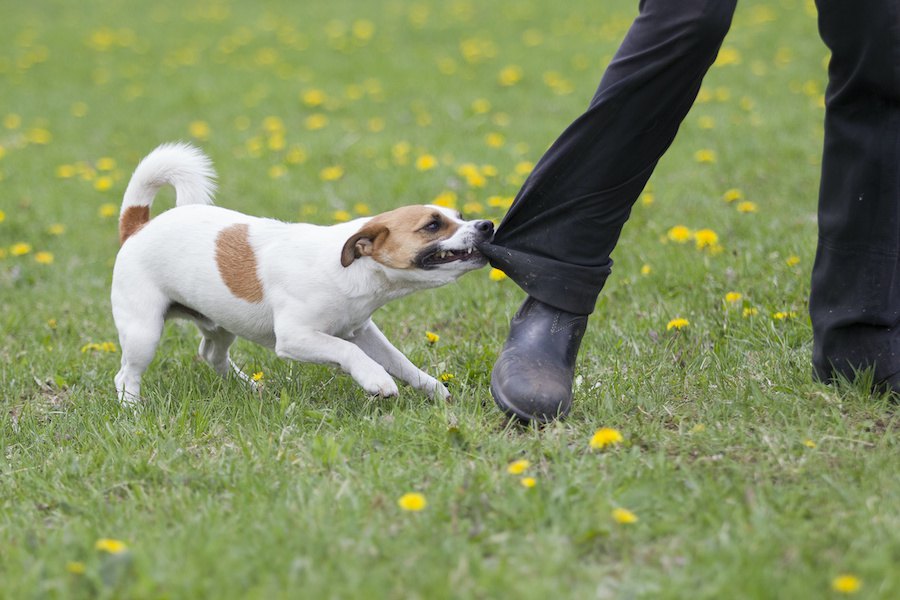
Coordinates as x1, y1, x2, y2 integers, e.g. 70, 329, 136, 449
111, 143, 493, 404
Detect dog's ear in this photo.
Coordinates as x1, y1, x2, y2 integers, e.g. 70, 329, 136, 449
341, 223, 388, 267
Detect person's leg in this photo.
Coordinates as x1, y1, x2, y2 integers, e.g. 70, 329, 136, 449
482, 0, 737, 422
810, 0, 900, 389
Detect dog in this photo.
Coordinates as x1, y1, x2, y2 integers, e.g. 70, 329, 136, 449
111, 143, 494, 404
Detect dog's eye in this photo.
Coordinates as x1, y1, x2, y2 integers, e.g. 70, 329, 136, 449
421, 220, 441, 233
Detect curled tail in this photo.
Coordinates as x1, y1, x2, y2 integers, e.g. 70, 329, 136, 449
119, 142, 217, 244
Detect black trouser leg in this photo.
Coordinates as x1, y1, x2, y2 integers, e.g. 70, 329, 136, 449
479, 0, 737, 315
810, 0, 900, 384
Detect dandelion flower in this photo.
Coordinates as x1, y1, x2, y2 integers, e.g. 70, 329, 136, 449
3, 113, 21, 129
397, 492, 427, 511
96, 157, 116, 171
489, 268, 507, 281
188, 120, 210, 141
26, 128, 52, 145
736, 201, 758, 213
506, 459, 530, 475
0, 209, 5, 223
425, 331, 440, 344
694, 149, 717, 164
251, 371, 264, 382
773, 311, 797, 320
268, 165, 286, 179
462, 201, 483, 215
612, 508, 638, 524
694, 228, 719, 250
831, 575, 861, 594
94, 538, 128, 554
471, 98, 491, 114
93, 176, 114, 192
320, 165, 344, 182
432, 191, 457, 209
498, 65, 523, 86
415, 154, 437, 171
786, 255, 801, 267
66, 561, 86, 575
438, 372, 454, 382
666, 318, 690, 331
589, 427, 623, 449
301, 89, 327, 107
520, 477, 536, 488
725, 292, 743, 304
723, 188, 743, 202
48, 223, 66, 235
803, 439, 817, 448
742, 307, 759, 318
99, 203, 117, 218
353, 203, 371, 216
10, 242, 32, 256
332, 210, 352, 222
485, 132, 505, 148
667, 225, 692, 243
640, 264, 652, 276
34, 251, 54, 264
305, 113, 329, 130
56, 164, 76, 179
641, 192, 654, 206
697, 116, 715, 129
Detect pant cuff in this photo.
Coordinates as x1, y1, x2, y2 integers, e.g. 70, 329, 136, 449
478, 242, 610, 315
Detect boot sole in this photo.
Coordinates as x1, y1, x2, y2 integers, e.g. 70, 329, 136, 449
490, 370, 568, 424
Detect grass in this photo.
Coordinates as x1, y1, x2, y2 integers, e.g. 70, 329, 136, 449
1, 0, 898, 597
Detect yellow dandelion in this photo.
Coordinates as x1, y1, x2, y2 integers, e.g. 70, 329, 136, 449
55, 164, 76, 179
725, 292, 743, 304
301, 89, 327, 107
803, 439, 817, 448
71, 102, 89, 117
666, 318, 690, 331
352, 19, 376, 41
714, 46, 741, 67
786, 255, 801, 267
353, 203, 371, 216
415, 154, 438, 171
188, 120, 210, 141
831, 575, 861, 594
26, 128, 52, 145
742, 307, 759, 318
438, 372, 454, 382
589, 427, 623, 449
251, 371, 264, 382
694, 228, 719, 250
34, 251, 54, 264
66, 561, 86, 575
93, 176, 114, 192
432, 190, 458, 209
99, 203, 117, 218
10, 242, 32, 256
485, 132, 505, 148
489, 268, 507, 281
640, 264, 651, 276
690, 423, 706, 433
268, 165, 286, 179
425, 331, 440, 344
498, 65, 523, 86
286, 146, 308, 165
305, 113, 329, 130
612, 508, 638, 524
3, 113, 21, 129
0, 209, 5, 223
487, 195, 514, 209
462, 201, 484, 215
397, 492, 427, 512
506, 459, 530, 475
320, 165, 344, 182
667, 225, 692, 243
773, 311, 797, 320
471, 98, 491, 114
367, 117, 385, 133
736, 201, 758, 213
332, 210, 352, 222
94, 538, 127, 554
697, 116, 716, 129
723, 188, 743, 202
520, 477, 536, 488
693, 149, 716, 164
641, 192, 654, 206
96, 157, 116, 171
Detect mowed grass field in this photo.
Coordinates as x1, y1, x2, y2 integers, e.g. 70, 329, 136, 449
1, 0, 898, 597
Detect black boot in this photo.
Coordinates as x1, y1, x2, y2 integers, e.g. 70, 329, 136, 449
490, 297, 588, 423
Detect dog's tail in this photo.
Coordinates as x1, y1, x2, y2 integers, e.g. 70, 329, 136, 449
119, 142, 217, 244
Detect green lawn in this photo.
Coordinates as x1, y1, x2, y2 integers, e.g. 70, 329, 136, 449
1, 0, 897, 598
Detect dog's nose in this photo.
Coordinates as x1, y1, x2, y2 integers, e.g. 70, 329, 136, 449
474, 220, 494, 234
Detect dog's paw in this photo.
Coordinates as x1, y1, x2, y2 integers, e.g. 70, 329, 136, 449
356, 368, 399, 397
429, 380, 451, 401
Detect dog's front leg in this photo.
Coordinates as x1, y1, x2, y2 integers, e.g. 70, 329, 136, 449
349, 320, 450, 400
274, 325, 399, 397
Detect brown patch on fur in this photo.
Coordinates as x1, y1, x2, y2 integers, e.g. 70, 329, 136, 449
215, 223, 264, 303
119, 205, 150, 245
341, 205, 461, 268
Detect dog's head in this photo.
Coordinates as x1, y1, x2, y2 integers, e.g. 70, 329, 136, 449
340, 205, 493, 284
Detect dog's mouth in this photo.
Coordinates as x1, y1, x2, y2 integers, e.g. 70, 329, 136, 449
418, 246, 485, 269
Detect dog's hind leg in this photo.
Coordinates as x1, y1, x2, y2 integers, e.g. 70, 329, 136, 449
113, 307, 165, 406
196, 324, 258, 389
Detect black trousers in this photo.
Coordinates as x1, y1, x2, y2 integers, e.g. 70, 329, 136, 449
479, 0, 900, 384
